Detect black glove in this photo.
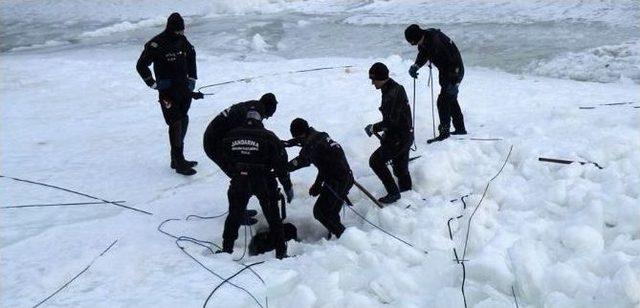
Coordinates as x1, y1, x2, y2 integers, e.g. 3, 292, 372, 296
284, 187, 294, 203
408, 64, 419, 78
309, 181, 322, 197
364, 124, 374, 137
143, 77, 155, 88
187, 77, 196, 91
192, 91, 204, 100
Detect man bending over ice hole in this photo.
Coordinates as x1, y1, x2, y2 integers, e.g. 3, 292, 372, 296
203, 93, 278, 178
216, 111, 293, 259
286, 118, 353, 239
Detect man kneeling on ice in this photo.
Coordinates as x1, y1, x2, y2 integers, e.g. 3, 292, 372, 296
285, 118, 353, 239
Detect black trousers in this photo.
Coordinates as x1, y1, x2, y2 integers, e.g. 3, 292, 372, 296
159, 86, 192, 164
314, 178, 352, 238
223, 175, 285, 257
369, 135, 413, 195
203, 123, 233, 177
437, 72, 465, 132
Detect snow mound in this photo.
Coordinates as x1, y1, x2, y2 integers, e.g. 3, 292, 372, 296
251, 33, 271, 52
527, 40, 640, 84
79, 17, 166, 38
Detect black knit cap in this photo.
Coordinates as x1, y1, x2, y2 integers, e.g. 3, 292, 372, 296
260, 93, 278, 117
404, 24, 421, 44
290, 118, 309, 137
166, 12, 185, 32
369, 62, 389, 81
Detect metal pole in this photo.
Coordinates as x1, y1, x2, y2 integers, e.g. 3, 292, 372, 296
429, 66, 436, 138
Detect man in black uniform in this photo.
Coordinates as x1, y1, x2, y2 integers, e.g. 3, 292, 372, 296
217, 111, 293, 259
405, 24, 467, 142
365, 62, 413, 204
136, 12, 203, 175
203, 93, 278, 177
286, 118, 353, 238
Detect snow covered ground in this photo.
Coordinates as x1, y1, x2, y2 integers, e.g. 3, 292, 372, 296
1, 1, 639, 308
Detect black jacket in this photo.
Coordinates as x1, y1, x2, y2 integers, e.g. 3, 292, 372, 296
288, 128, 353, 186
221, 122, 292, 190
136, 31, 197, 87
414, 28, 464, 81
372, 79, 413, 140
204, 100, 269, 143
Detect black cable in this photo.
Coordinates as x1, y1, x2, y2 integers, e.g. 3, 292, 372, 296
0, 175, 151, 215
456, 138, 504, 141
446, 147, 512, 308
157, 218, 183, 240
158, 215, 267, 307
186, 212, 229, 220
32, 239, 118, 308
325, 185, 428, 254
176, 238, 266, 308
202, 261, 265, 308
449, 194, 470, 209
234, 226, 248, 261
462, 145, 513, 260
460, 261, 468, 308
1, 200, 126, 209
446, 202, 467, 308
512, 286, 520, 308
197, 65, 354, 95
184, 211, 250, 261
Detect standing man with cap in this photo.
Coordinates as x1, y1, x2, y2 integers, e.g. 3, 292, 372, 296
405, 24, 467, 142
365, 62, 413, 204
136, 12, 203, 175
203, 93, 279, 177
217, 111, 293, 259
286, 118, 353, 238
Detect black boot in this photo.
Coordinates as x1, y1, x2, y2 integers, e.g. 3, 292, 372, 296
275, 245, 288, 259
398, 173, 412, 192
172, 157, 197, 176
216, 241, 233, 254
170, 146, 196, 176
171, 160, 198, 169
427, 124, 451, 144
451, 122, 467, 135
169, 120, 196, 176
379, 180, 400, 204
378, 193, 400, 204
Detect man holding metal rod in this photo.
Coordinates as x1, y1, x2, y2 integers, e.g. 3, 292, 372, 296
365, 62, 413, 204
405, 24, 467, 143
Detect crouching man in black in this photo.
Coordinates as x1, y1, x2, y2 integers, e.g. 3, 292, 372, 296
365, 62, 413, 204
217, 111, 294, 259
203, 93, 278, 177
136, 12, 204, 176
286, 118, 353, 238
